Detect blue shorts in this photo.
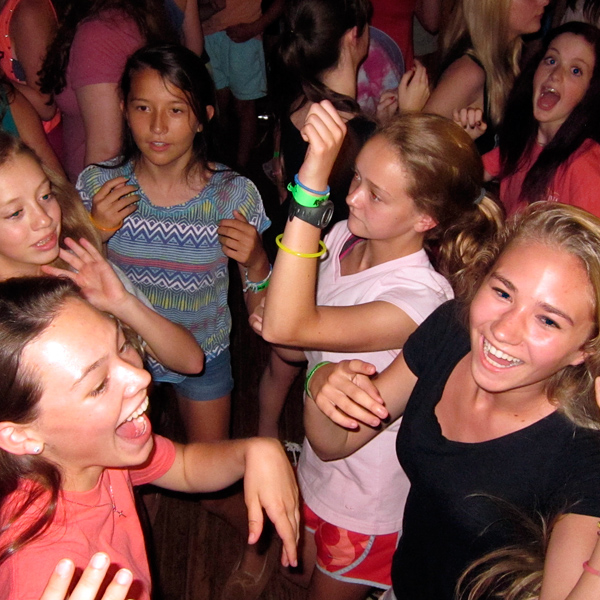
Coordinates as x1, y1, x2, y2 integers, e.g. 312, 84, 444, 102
204, 31, 266, 100
172, 349, 234, 401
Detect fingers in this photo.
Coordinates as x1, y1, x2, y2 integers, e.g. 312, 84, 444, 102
41, 553, 133, 600
313, 360, 387, 429
301, 101, 346, 151
246, 503, 265, 546
92, 177, 139, 229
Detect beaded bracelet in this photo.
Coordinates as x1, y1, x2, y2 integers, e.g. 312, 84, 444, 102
243, 265, 272, 293
305, 361, 331, 400
275, 234, 327, 258
89, 214, 122, 232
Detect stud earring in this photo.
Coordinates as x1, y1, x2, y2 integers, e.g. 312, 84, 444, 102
33, 445, 42, 454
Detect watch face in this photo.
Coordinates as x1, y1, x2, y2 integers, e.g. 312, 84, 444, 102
320, 203, 334, 228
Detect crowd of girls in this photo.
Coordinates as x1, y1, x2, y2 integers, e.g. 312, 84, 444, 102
2, 0, 600, 597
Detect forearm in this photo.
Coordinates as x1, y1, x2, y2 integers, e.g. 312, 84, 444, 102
111, 293, 204, 374
304, 393, 354, 460
262, 216, 323, 344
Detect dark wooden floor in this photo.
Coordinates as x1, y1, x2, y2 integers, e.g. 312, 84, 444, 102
144, 110, 310, 600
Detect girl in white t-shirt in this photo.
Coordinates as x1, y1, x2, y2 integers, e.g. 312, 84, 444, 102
253, 101, 503, 600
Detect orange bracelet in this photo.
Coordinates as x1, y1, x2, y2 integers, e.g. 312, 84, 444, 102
89, 214, 122, 232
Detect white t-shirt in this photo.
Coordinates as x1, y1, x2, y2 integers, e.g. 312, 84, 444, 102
298, 221, 453, 535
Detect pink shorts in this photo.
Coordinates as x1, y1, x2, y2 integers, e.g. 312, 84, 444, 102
303, 503, 399, 589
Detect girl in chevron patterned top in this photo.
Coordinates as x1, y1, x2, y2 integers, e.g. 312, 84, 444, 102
77, 44, 272, 444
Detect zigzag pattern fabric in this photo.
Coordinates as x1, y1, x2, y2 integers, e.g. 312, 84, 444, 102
78, 160, 271, 382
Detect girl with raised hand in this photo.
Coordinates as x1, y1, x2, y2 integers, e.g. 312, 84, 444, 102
425, 0, 549, 154
77, 44, 271, 444
0, 131, 203, 378
481, 22, 600, 216
0, 276, 299, 600
255, 100, 501, 599
305, 202, 600, 600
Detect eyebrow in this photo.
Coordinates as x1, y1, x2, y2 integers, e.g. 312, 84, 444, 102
129, 96, 187, 104
490, 273, 574, 326
71, 321, 118, 388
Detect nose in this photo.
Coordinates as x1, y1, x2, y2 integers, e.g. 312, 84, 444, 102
346, 180, 364, 208
31, 202, 53, 230
490, 306, 524, 346
118, 357, 152, 397
150, 110, 167, 134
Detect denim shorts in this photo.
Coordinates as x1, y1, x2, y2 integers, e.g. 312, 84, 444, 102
172, 348, 234, 401
204, 31, 266, 100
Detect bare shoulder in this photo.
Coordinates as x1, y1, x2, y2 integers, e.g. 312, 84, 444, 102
425, 55, 486, 119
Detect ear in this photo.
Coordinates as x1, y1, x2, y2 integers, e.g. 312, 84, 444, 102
414, 213, 438, 234
569, 348, 589, 368
205, 105, 215, 122
0, 422, 43, 456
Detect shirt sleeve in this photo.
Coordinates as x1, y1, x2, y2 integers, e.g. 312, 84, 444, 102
403, 300, 466, 378
482, 146, 501, 178
129, 435, 177, 486
69, 13, 143, 90
232, 175, 271, 235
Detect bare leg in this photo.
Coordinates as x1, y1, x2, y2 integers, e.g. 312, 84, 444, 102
176, 392, 231, 443
258, 350, 303, 438
308, 568, 373, 600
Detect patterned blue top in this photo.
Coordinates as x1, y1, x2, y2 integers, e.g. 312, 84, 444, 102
78, 160, 270, 382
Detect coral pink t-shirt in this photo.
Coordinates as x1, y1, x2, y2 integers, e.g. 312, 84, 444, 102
55, 9, 144, 182
0, 435, 176, 600
298, 221, 454, 535
483, 139, 600, 217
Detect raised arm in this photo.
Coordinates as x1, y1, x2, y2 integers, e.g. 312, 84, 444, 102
42, 237, 204, 375
152, 436, 299, 567
262, 101, 419, 352
423, 55, 486, 121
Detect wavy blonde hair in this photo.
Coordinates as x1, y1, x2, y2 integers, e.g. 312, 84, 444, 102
460, 203, 600, 430
441, 0, 523, 126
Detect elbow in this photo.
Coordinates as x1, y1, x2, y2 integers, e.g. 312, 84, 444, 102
261, 321, 298, 346
184, 346, 205, 375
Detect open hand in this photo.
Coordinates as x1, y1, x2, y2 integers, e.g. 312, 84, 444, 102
41, 237, 129, 313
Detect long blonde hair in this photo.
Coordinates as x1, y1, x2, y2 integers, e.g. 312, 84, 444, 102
441, 0, 523, 126
0, 132, 102, 272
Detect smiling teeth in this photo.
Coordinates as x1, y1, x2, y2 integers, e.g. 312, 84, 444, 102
35, 234, 54, 246
125, 397, 149, 422
483, 339, 523, 368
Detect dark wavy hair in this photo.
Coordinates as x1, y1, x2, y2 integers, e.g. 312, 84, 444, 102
498, 22, 600, 203
116, 43, 216, 181
0, 277, 82, 565
39, 0, 176, 97
271, 0, 372, 116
